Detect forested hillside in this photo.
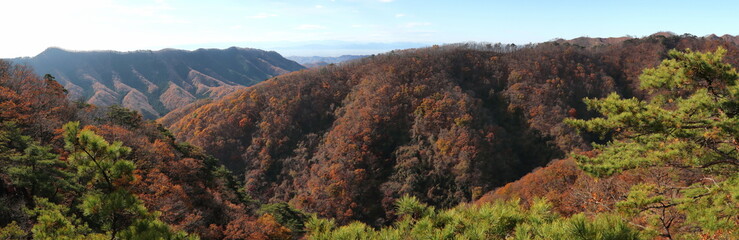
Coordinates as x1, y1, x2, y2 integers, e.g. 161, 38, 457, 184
164, 34, 739, 228
1, 34, 736, 239
302, 38, 738, 240
0, 60, 301, 239
9, 47, 305, 118
477, 46, 738, 239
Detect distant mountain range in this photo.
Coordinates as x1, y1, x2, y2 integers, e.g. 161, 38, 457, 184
553, 32, 739, 47
287, 55, 369, 68
9, 47, 305, 118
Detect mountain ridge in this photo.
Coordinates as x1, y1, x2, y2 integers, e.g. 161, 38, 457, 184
9, 46, 305, 118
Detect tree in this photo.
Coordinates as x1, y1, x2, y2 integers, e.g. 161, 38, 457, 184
223, 214, 292, 240
1, 121, 77, 204
566, 47, 738, 239
62, 122, 196, 239
0, 221, 26, 239
28, 197, 102, 240
105, 105, 144, 129
7, 143, 78, 204
260, 202, 309, 236
305, 196, 642, 240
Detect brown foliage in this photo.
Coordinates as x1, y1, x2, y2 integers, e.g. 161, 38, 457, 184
224, 214, 292, 240
0, 61, 75, 141
88, 122, 257, 238
477, 158, 638, 215
0, 59, 294, 239
479, 157, 704, 224
164, 35, 739, 225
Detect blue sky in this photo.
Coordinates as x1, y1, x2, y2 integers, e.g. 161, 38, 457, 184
2, 0, 737, 58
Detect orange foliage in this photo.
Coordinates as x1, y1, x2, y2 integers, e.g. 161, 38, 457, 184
0, 61, 74, 141
224, 214, 292, 240
74, 115, 255, 239
162, 36, 739, 225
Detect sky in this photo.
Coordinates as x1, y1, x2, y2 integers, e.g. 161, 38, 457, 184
2, 0, 738, 58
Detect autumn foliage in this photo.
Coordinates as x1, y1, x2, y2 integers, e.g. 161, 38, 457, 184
2, 34, 738, 239
0, 59, 295, 239
482, 45, 739, 239
165, 34, 739, 225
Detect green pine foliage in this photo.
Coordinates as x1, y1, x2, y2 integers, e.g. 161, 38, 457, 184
0, 121, 197, 239
514, 213, 641, 240
0, 221, 26, 239
566, 47, 737, 175
61, 121, 197, 239
28, 197, 103, 240
306, 196, 642, 240
566, 48, 738, 238
260, 202, 310, 235
2, 121, 78, 203
7, 144, 78, 201
1, 121, 80, 230
117, 217, 197, 240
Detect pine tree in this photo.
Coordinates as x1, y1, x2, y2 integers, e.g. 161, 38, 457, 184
8, 144, 78, 202
1, 121, 78, 210
62, 121, 197, 239
305, 196, 642, 240
29, 197, 102, 240
566, 47, 738, 239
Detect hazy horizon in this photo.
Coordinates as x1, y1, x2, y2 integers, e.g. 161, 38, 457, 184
10, 41, 433, 59
9, 32, 733, 60
3, 0, 738, 58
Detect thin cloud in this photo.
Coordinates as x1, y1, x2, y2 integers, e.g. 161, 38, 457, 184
395, 13, 405, 18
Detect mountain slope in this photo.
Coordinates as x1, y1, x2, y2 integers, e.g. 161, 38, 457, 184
10, 47, 305, 118
0, 59, 294, 239
163, 34, 739, 224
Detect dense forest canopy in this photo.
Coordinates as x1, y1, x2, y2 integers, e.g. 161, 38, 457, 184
0, 59, 298, 239
0, 34, 737, 239
164, 34, 739, 226
319, 43, 737, 240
